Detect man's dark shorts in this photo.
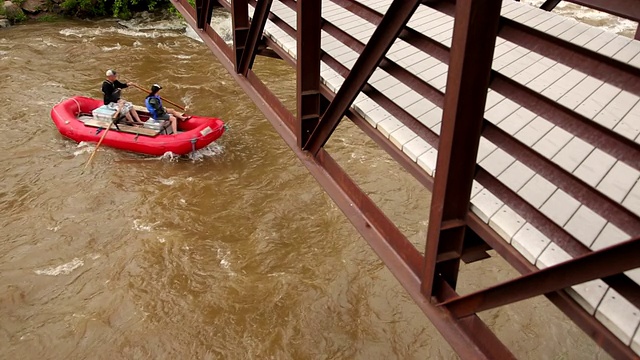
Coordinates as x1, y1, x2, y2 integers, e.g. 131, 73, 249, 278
155, 113, 171, 121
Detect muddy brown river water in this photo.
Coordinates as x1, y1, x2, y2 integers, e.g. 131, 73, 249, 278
0, 6, 633, 359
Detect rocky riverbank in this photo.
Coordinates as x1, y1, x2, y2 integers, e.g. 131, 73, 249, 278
1, 0, 56, 26
0, 0, 193, 27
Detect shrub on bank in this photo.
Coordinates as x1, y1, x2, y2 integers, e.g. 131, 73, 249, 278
0, 0, 198, 24
60, 0, 169, 19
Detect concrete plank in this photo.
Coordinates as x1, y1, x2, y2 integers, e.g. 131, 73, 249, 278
499, 107, 537, 135
595, 288, 640, 345
614, 101, 640, 141
527, 62, 572, 94
500, 52, 544, 78
477, 137, 498, 163
513, 56, 557, 85
546, 18, 579, 37
596, 161, 639, 203
498, 160, 536, 192
613, 40, 640, 63
485, 98, 521, 125
552, 136, 594, 173
417, 107, 443, 129
395, 89, 424, 109
632, 325, 640, 356
599, 36, 631, 57
403, 137, 432, 162
540, 189, 581, 226
576, 83, 622, 120
536, 242, 571, 269
470, 188, 504, 223
389, 126, 418, 149
512, 223, 552, 264
591, 222, 630, 251
489, 205, 526, 243
480, 147, 516, 177
485, 90, 506, 111
573, 149, 617, 187
514, 116, 554, 147
541, 69, 588, 101
564, 205, 607, 247
519, 174, 557, 209
364, 106, 392, 128
558, 76, 604, 110
532, 126, 573, 159
377, 117, 404, 138
583, 28, 618, 52
557, 22, 590, 42
417, 148, 438, 176
567, 280, 609, 316
571, 26, 605, 47
405, 98, 436, 119
593, 91, 638, 129
622, 179, 640, 217
471, 180, 484, 198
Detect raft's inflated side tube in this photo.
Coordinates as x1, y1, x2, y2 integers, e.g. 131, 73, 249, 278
51, 96, 225, 156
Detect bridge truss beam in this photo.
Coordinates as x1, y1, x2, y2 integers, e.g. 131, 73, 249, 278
171, 0, 640, 358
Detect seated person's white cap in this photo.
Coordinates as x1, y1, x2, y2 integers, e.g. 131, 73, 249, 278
106, 69, 116, 76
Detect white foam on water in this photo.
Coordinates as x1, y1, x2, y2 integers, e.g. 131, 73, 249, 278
159, 178, 175, 185
118, 17, 186, 31
184, 10, 233, 44
157, 237, 166, 243
43, 39, 58, 47
60, 27, 180, 39
521, 0, 637, 36
133, 40, 142, 47
184, 25, 202, 43
174, 54, 192, 59
47, 226, 60, 232
34, 258, 84, 276
217, 249, 232, 271
73, 146, 94, 157
179, 199, 186, 204
188, 142, 225, 161
132, 219, 158, 231
158, 151, 180, 161
101, 43, 122, 51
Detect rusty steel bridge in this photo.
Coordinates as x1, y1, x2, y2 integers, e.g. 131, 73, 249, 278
170, 0, 640, 358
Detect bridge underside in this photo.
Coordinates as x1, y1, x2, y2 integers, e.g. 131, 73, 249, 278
171, 0, 640, 358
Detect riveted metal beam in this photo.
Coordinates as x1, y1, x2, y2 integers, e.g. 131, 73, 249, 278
421, 0, 502, 295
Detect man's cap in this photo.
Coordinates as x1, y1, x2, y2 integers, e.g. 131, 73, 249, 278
151, 84, 162, 92
106, 69, 117, 77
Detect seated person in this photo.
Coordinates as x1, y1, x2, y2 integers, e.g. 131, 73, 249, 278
102, 69, 144, 126
144, 84, 190, 135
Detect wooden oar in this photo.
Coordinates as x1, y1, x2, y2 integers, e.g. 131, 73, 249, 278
129, 83, 186, 111
83, 108, 119, 171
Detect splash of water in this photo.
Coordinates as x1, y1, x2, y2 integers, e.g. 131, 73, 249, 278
34, 258, 84, 276
60, 27, 180, 39
188, 142, 225, 161
132, 219, 159, 232
101, 43, 122, 51
184, 10, 233, 44
159, 178, 175, 185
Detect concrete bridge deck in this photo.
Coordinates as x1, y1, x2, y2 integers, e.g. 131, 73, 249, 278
244, 0, 640, 354
179, 0, 640, 356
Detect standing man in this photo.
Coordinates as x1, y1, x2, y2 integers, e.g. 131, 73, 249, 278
102, 69, 144, 125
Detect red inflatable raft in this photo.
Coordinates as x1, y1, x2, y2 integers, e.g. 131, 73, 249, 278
51, 96, 225, 156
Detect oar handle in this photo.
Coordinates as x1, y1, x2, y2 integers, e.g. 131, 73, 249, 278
129, 83, 186, 111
